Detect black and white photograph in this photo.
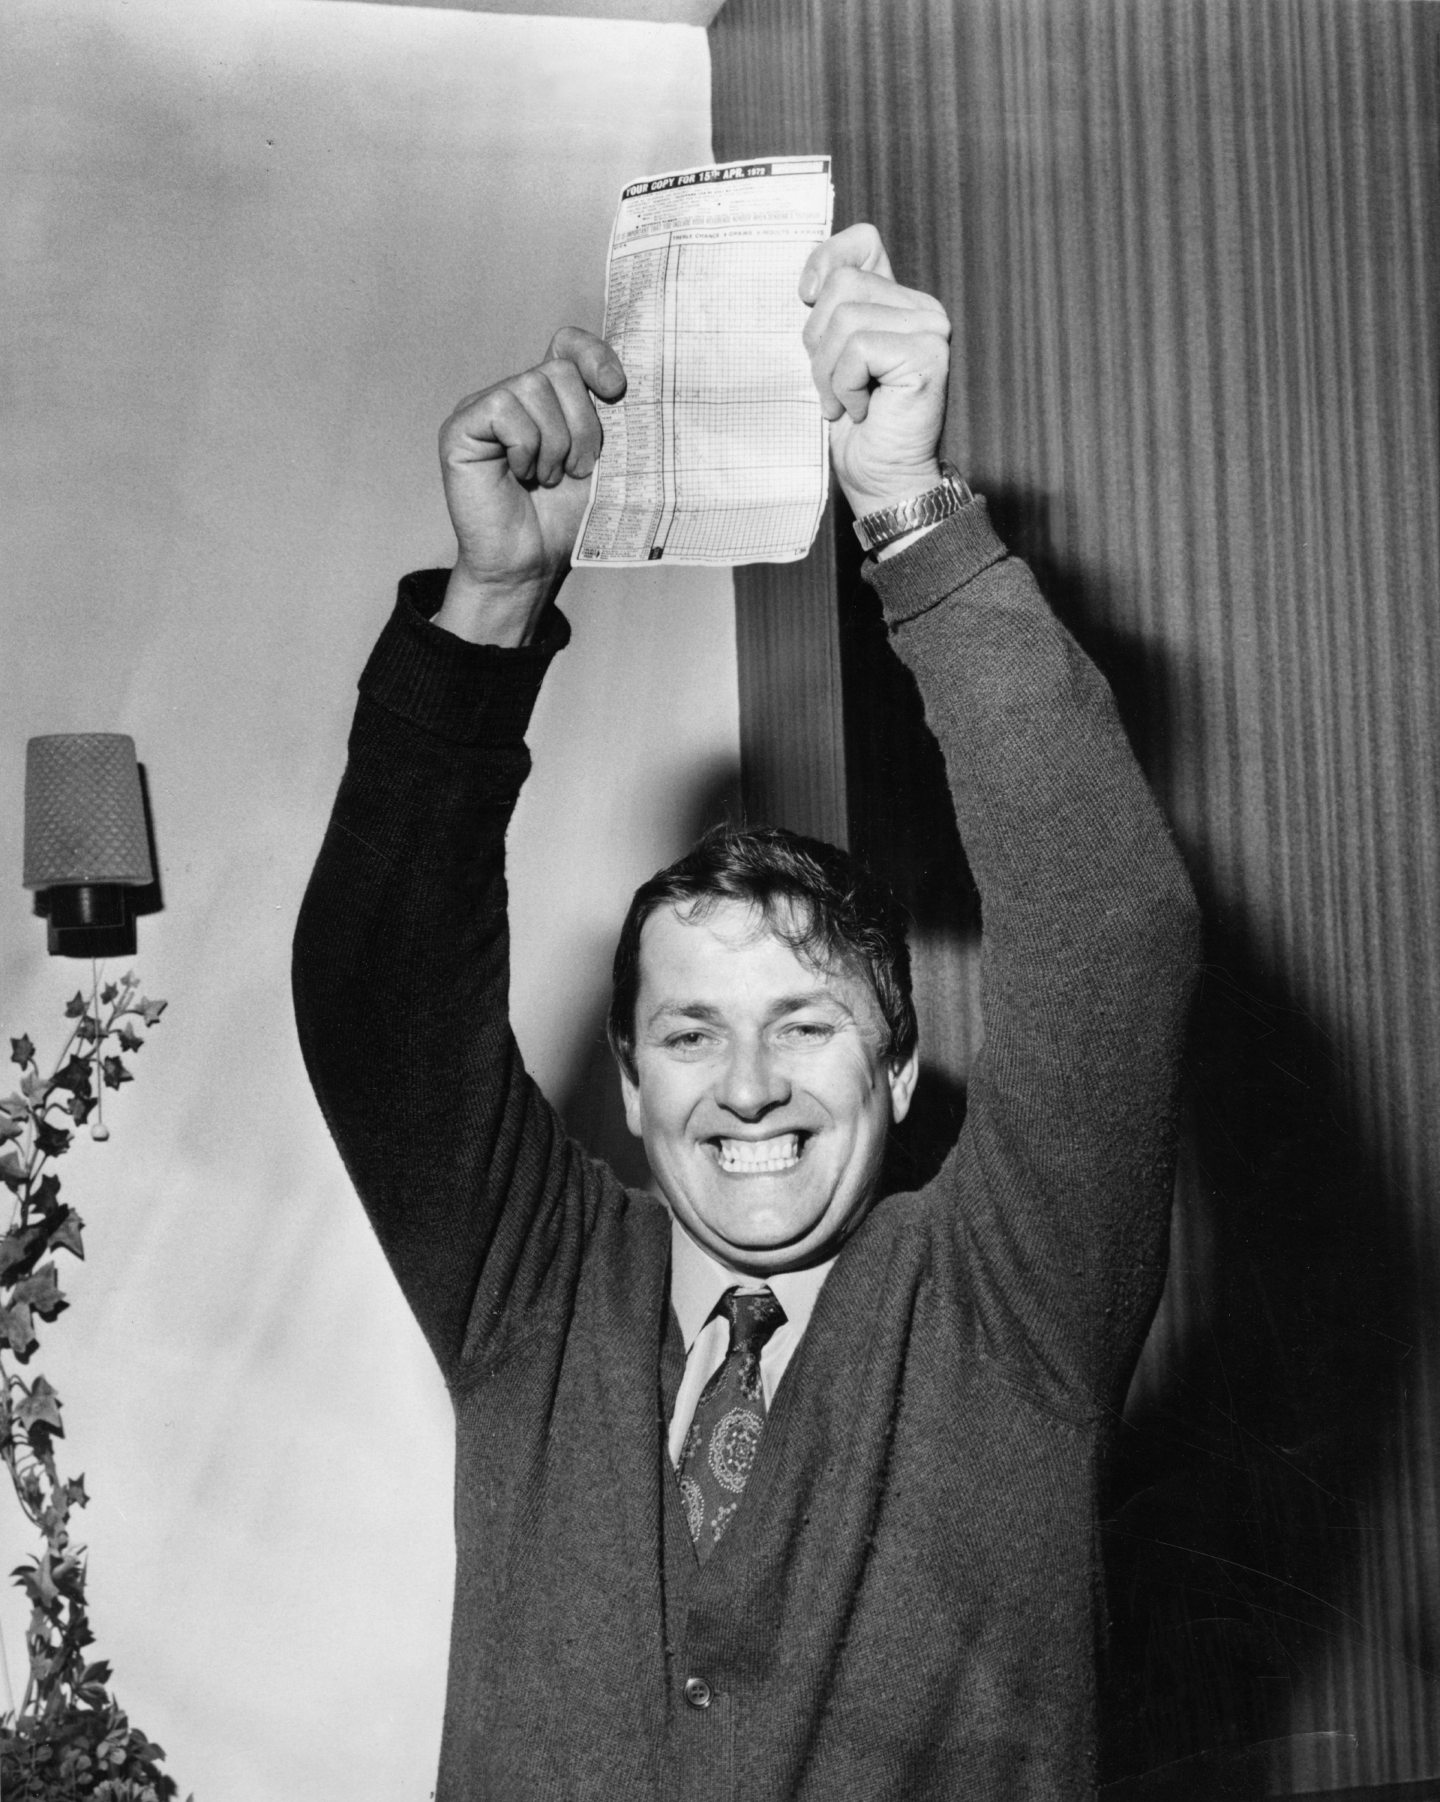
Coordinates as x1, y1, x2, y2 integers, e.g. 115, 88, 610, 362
3, 3, 1437, 1799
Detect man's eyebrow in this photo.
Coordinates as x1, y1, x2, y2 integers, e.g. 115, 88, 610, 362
643, 1001, 725, 1030
767, 989, 853, 1019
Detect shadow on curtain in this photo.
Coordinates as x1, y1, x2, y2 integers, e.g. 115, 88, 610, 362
711, 0, 1440, 1791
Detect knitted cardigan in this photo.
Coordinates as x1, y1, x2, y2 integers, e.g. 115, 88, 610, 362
293, 502, 1200, 1801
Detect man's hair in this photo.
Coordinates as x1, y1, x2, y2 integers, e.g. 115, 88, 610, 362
607, 823, 918, 1080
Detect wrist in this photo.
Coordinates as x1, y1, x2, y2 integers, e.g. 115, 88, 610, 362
434, 563, 559, 647
851, 462, 973, 558
843, 462, 944, 522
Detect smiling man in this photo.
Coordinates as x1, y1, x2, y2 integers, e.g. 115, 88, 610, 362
295, 226, 1200, 1800
613, 854, 918, 1274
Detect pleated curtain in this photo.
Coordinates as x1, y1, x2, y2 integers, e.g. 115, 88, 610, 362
710, 1, 1440, 1791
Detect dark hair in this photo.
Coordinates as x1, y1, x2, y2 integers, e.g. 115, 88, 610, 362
607, 823, 917, 1079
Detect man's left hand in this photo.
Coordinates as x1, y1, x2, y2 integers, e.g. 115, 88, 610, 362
799, 225, 952, 524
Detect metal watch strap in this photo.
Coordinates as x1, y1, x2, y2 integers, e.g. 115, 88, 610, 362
852, 462, 975, 554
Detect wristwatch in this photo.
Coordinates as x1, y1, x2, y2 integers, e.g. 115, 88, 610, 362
852, 462, 975, 555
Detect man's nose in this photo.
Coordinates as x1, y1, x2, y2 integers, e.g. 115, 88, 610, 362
715, 1037, 791, 1119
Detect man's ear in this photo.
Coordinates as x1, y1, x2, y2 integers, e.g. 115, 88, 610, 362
619, 1061, 645, 1139
887, 1047, 919, 1124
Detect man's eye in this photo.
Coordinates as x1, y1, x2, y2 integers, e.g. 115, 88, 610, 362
664, 1030, 714, 1053
779, 1020, 835, 1043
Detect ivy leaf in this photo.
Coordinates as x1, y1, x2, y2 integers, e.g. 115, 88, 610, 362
64, 993, 88, 1020
1, 1301, 37, 1357
100, 1058, 133, 1092
17, 1376, 63, 1432
79, 1662, 112, 1700
49, 1208, 86, 1260
116, 1023, 144, 1054
12, 1555, 57, 1611
0, 1233, 29, 1281
10, 1034, 36, 1068
14, 1263, 66, 1321
68, 1091, 97, 1126
100, 982, 119, 1005
22, 1068, 53, 1100
138, 997, 167, 1028
74, 1015, 100, 1044
52, 1053, 94, 1098
0, 1147, 25, 1192
0, 1111, 24, 1143
35, 1118, 73, 1158
67, 1476, 91, 1512
31, 1171, 60, 1210
0, 1222, 46, 1281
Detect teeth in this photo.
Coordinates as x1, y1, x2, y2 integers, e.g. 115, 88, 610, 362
717, 1133, 801, 1173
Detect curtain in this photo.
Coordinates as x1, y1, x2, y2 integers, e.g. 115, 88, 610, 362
711, 0, 1440, 1790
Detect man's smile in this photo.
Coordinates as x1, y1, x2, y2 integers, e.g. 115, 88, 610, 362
711, 1132, 806, 1175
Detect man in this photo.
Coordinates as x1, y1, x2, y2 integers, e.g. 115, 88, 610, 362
294, 225, 1200, 1799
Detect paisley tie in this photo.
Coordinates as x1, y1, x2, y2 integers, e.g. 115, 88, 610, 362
677, 1287, 786, 1562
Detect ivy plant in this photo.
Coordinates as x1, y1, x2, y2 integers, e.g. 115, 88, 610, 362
0, 971, 191, 1802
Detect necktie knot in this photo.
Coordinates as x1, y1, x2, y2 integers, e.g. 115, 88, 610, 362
721, 1285, 786, 1354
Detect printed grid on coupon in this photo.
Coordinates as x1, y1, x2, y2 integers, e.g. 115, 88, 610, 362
573, 156, 834, 569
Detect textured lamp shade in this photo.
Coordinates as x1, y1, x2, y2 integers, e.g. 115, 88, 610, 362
24, 734, 153, 889
24, 735, 154, 953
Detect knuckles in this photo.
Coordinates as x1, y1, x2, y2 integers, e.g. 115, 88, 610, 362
508, 366, 560, 407
815, 297, 872, 349
442, 353, 587, 433
801, 267, 873, 345
802, 282, 952, 365
438, 382, 542, 465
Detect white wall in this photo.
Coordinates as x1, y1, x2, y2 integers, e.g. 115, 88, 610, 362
0, 4, 733, 1796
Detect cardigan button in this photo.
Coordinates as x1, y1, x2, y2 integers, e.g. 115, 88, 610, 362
683, 1677, 713, 1710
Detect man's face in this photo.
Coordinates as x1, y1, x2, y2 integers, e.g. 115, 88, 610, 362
620, 897, 917, 1275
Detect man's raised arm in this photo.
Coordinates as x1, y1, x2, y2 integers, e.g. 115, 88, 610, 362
291, 330, 629, 1375
801, 226, 1201, 1408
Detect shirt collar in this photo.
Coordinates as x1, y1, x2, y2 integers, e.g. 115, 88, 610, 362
668, 1215, 837, 1350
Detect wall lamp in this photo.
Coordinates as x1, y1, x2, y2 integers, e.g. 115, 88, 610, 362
23, 734, 155, 958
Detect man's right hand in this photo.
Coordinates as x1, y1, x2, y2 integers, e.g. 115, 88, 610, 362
435, 328, 626, 646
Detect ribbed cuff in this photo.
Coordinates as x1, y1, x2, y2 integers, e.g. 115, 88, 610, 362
862, 499, 1008, 629
357, 569, 572, 746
